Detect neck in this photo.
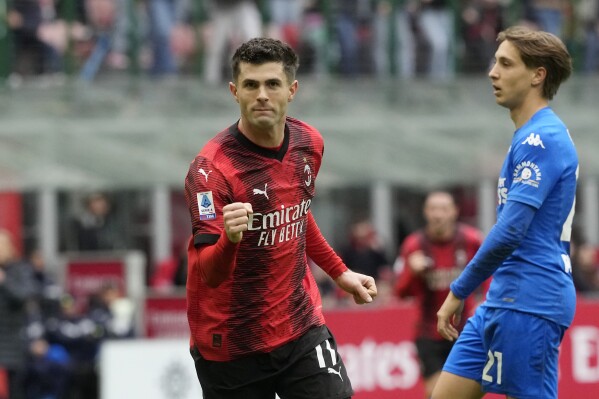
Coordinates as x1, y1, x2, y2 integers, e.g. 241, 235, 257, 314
426, 225, 455, 242
238, 118, 285, 148
510, 95, 548, 129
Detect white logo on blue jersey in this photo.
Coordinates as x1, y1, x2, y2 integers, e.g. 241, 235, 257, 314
522, 133, 545, 148
513, 161, 542, 188
497, 177, 508, 205
561, 254, 572, 274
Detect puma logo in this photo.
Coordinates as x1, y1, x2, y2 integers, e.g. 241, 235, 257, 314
252, 183, 269, 199
327, 366, 343, 381
199, 168, 212, 182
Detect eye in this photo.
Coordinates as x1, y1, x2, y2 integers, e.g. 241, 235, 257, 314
244, 81, 258, 89
267, 81, 281, 88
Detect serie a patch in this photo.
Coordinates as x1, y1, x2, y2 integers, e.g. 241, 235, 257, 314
197, 191, 216, 220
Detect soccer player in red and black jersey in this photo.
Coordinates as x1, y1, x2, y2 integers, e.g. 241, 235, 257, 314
394, 191, 487, 398
184, 37, 378, 399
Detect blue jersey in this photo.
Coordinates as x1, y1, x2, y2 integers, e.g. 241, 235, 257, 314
487, 107, 578, 327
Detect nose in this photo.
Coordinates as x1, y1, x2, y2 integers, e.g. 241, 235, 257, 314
488, 62, 498, 79
257, 85, 269, 101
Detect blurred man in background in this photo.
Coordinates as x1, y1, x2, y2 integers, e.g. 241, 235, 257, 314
65, 192, 124, 252
394, 191, 485, 398
0, 230, 36, 399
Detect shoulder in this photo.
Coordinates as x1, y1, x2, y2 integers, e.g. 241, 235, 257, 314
190, 126, 236, 167
198, 127, 235, 160
287, 117, 324, 142
458, 224, 484, 244
519, 109, 570, 148
400, 231, 424, 253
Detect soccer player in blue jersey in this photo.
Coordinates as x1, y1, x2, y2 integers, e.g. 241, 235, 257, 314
432, 26, 578, 399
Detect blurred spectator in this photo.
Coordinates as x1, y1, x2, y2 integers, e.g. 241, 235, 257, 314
24, 338, 70, 399
266, 0, 304, 49
26, 249, 63, 319
0, 229, 37, 399
374, 0, 454, 79
44, 294, 101, 399
330, 0, 376, 76
202, 0, 262, 85
64, 192, 125, 252
393, 191, 485, 398
416, 0, 455, 79
460, 0, 505, 73
146, 0, 196, 77
7, 0, 72, 76
43, 287, 129, 399
578, 0, 599, 74
87, 282, 135, 338
297, 0, 327, 76
373, 0, 418, 78
572, 241, 599, 294
340, 220, 391, 281
336, 220, 394, 307
149, 245, 187, 292
78, 0, 130, 81
522, 0, 569, 37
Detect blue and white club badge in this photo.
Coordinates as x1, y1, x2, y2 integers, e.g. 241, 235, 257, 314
197, 191, 216, 220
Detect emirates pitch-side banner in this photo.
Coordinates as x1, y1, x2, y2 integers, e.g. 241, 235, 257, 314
324, 300, 599, 399
141, 297, 599, 398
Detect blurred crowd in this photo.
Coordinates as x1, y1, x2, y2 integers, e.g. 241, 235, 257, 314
0, 229, 134, 399
4, 0, 599, 84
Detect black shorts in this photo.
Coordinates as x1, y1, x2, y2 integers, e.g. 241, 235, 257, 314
415, 337, 455, 379
190, 325, 354, 399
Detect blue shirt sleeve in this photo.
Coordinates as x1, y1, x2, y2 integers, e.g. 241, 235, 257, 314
450, 200, 537, 299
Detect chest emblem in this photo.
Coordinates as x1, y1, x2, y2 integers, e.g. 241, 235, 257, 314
304, 164, 312, 187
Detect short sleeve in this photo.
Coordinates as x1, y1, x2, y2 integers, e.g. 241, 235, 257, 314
185, 156, 232, 246
507, 129, 566, 209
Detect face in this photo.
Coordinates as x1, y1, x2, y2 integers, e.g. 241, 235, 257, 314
423, 193, 458, 236
0, 231, 14, 264
488, 40, 543, 110
229, 62, 298, 134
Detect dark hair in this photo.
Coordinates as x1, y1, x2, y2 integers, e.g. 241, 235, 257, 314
424, 190, 458, 207
497, 26, 572, 100
231, 38, 299, 83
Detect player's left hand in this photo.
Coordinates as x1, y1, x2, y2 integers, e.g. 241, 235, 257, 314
437, 291, 465, 342
334, 270, 377, 305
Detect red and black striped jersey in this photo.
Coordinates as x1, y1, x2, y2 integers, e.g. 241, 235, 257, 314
394, 224, 487, 340
184, 117, 327, 361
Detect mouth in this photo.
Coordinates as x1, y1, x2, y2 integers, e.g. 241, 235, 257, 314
491, 84, 500, 94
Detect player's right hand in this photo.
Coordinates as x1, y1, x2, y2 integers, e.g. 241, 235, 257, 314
407, 250, 432, 274
223, 202, 253, 243
437, 291, 464, 342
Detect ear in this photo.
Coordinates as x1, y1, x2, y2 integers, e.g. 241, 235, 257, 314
287, 80, 299, 103
531, 66, 547, 88
229, 82, 239, 103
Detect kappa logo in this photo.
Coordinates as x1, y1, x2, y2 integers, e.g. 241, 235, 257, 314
327, 366, 343, 381
198, 168, 212, 182
522, 133, 545, 149
253, 183, 269, 199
